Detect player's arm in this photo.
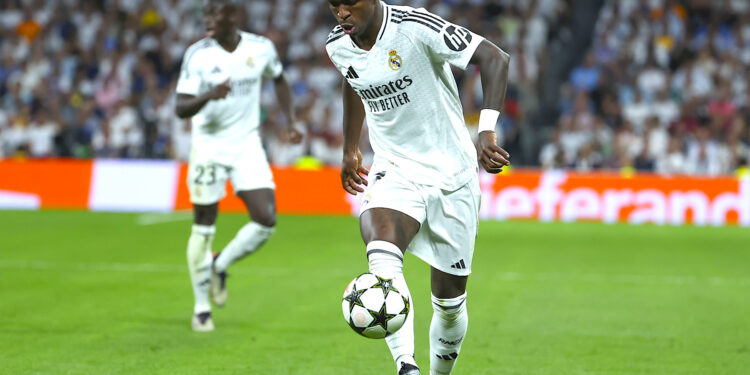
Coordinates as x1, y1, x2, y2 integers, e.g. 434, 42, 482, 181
175, 79, 230, 119
272, 74, 303, 143
469, 40, 511, 174
341, 79, 369, 195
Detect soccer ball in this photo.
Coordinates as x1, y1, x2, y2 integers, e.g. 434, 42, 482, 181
342, 273, 410, 339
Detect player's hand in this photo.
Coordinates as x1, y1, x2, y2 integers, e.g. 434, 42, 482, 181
285, 127, 303, 144
341, 149, 369, 195
478, 130, 510, 174
208, 79, 231, 100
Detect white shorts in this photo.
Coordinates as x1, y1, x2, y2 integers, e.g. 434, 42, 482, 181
359, 165, 481, 276
187, 138, 275, 205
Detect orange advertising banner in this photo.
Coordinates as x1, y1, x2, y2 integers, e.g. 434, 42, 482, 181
0, 159, 93, 209
173, 164, 352, 215
1, 159, 747, 226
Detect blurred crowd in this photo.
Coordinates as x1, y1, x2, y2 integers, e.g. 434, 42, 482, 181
0, 0, 566, 167
541, 0, 750, 176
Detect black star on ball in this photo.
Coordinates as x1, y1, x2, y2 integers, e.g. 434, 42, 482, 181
344, 287, 366, 313
372, 275, 400, 298
368, 303, 397, 331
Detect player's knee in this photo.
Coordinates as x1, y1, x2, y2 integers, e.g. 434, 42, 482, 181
431, 292, 467, 320
193, 205, 218, 225
252, 212, 276, 228
360, 218, 398, 245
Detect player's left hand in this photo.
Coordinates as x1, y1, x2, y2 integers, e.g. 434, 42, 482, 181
285, 127, 303, 144
478, 130, 510, 174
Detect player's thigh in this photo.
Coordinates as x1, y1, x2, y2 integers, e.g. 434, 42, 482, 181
236, 188, 276, 227
412, 175, 480, 277
229, 142, 276, 194
359, 168, 424, 252
187, 154, 230, 206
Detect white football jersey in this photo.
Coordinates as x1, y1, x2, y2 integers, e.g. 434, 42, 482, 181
326, 2, 483, 190
176, 31, 282, 164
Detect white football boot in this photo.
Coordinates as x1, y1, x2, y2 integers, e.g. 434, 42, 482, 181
191, 312, 214, 332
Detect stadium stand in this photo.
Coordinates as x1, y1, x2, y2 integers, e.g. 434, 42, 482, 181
4, 0, 746, 176
542, 0, 750, 176
0, 0, 568, 167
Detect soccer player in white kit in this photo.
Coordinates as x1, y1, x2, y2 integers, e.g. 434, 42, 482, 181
175, 0, 302, 332
326, 1, 510, 374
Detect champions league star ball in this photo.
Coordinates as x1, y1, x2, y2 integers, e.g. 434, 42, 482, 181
342, 273, 410, 339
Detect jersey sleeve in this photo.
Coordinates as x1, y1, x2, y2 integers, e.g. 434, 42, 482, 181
262, 40, 283, 79
405, 8, 484, 70
175, 47, 202, 96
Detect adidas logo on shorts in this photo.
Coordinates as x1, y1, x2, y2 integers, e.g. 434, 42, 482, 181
450, 259, 466, 270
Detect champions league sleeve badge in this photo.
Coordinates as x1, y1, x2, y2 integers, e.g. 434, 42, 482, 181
388, 49, 402, 70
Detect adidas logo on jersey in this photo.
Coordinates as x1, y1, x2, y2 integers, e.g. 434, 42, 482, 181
345, 66, 359, 79
211, 66, 222, 74
449, 259, 466, 270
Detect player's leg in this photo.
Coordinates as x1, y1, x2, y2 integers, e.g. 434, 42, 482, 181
186, 156, 228, 331
360, 207, 421, 374
423, 177, 479, 374
429, 269, 469, 375
213, 188, 276, 274
187, 203, 218, 331
211, 142, 276, 307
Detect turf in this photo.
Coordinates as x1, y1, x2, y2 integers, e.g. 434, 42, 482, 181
0, 210, 748, 374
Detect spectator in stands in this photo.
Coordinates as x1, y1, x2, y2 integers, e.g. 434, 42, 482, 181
570, 50, 601, 93
0, 0, 569, 167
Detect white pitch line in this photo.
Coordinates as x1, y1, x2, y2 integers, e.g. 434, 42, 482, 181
491, 272, 750, 287
135, 212, 193, 226
0, 260, 748, 287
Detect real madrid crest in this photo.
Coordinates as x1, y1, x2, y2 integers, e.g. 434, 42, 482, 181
246, 57, 254, 67
388, 49, 402, 70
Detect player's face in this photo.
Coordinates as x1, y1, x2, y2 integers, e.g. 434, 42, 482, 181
328, 0, 378, 37
203, 2, 237, 39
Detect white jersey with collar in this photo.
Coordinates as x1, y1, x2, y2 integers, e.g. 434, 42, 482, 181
326, 2, 484, 191
176, 31, 282, 164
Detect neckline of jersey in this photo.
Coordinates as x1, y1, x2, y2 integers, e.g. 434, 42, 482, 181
348, 1, 389, 54
213, 32, 243, 54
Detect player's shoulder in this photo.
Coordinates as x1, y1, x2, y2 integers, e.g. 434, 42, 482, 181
325, 25, 347, 50
183, 37, 214, 62
239, 30, 272, 46
238, 30, 278, 55
390, 5, 447, 36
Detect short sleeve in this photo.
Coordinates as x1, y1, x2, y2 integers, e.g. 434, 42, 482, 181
263, 40, 283, 79
406, 9, 483, 70
175, 49, 202, 95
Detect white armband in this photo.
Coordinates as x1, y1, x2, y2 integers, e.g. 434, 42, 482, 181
478, 109, 500, 133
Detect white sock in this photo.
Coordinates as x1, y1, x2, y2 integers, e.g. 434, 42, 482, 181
429, 292, 468, 375
214, 222, 275, 273
366, 241, 416, 368
187, 224, 215, 314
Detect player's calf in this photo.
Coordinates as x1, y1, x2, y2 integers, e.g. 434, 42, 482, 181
429, 292, 468, 375
214, 222, 275, 273
187, 224, 215, 317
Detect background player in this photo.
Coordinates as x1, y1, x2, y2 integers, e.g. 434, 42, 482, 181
326, 0, 510, 373
175, 0, 302, 332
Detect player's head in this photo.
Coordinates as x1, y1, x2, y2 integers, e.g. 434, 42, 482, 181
327, 0, 381, 38
203, 0, 239, 40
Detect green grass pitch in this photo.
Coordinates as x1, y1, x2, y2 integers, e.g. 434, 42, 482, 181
1, 210, 749, 374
